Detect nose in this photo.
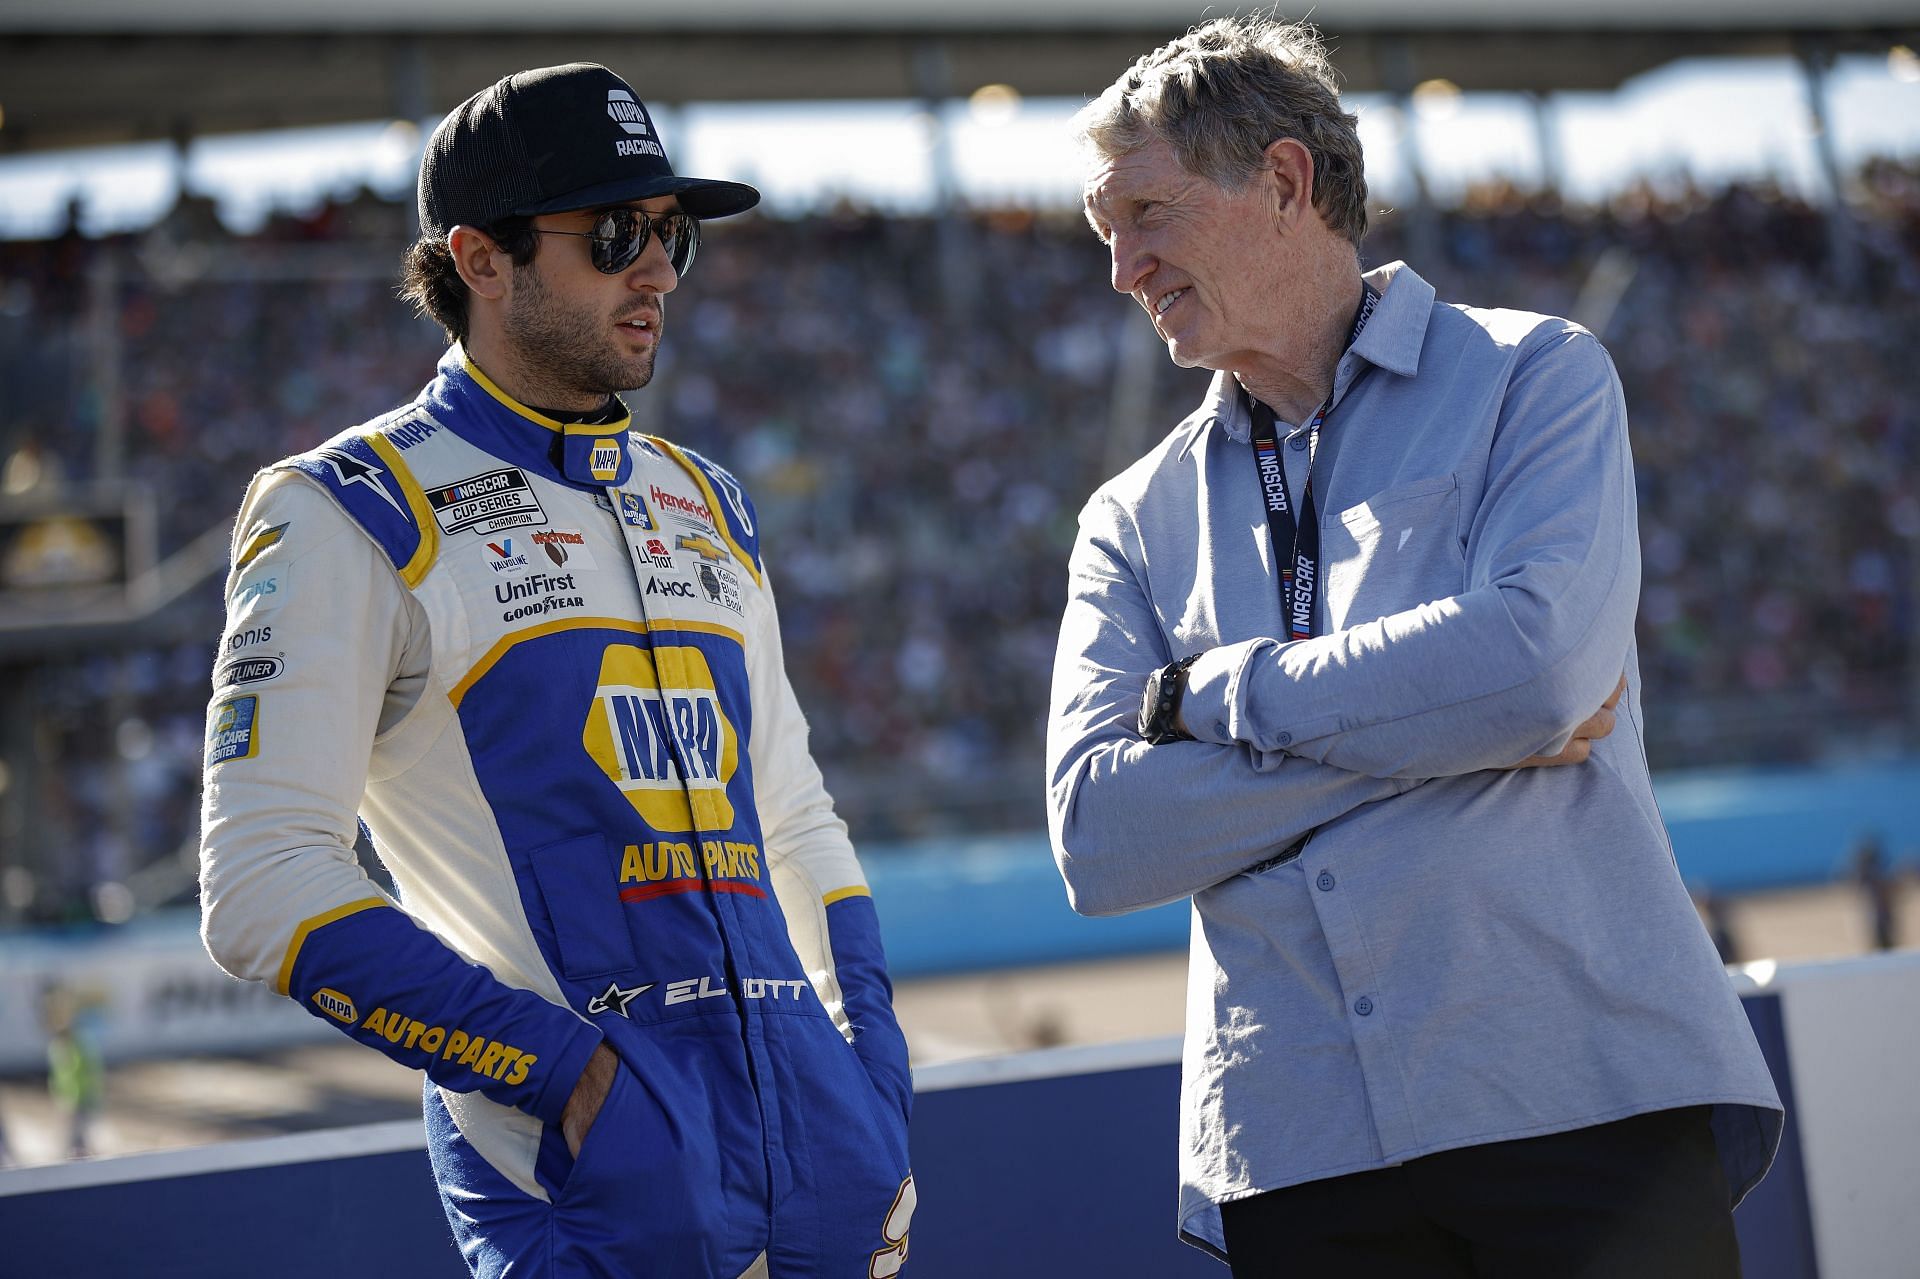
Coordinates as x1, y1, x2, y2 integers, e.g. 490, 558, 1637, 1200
1109, 229, 1154, 297
628, 228, 679, 295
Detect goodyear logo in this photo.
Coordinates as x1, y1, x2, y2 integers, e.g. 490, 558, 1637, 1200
312, 987, 358, 1024
590, 439, 622, 482
582, 645, 737, 832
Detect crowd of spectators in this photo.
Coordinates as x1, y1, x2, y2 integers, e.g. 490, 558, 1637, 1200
0, 160, 1914, 923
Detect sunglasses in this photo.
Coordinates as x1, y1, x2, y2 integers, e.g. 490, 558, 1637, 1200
531, 207, 701, 277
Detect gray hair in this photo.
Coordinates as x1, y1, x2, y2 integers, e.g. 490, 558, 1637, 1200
1073, 15, 1368, 246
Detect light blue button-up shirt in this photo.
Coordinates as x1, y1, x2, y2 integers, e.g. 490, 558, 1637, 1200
1046, 261, 1782, 1259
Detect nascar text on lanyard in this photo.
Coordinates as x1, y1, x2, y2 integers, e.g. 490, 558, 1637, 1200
1247, 282, 1379, 641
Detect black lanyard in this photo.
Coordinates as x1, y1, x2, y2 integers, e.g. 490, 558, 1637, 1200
1246, 282, 1378, 641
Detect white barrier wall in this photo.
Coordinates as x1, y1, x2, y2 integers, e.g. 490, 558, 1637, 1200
9, 952, 1920, 1278
1739, 952, 1920, 1279
0, 916, 331, 1072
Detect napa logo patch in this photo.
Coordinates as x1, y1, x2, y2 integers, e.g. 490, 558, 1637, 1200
312, 988, 358, 1024
207, 695, 262, 766
583, 645, 738, 833
589, 439, 623, 482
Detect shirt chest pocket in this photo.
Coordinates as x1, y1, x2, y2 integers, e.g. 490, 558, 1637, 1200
1322, 474, 1464, 631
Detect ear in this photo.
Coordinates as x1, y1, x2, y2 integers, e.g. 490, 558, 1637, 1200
1260, 138, 1317, 232
448, 225, 511, 302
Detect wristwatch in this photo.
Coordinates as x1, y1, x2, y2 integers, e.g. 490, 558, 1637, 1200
1139, 653, 1203, 745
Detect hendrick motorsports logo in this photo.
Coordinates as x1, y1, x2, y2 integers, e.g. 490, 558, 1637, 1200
582, 645, 738, 832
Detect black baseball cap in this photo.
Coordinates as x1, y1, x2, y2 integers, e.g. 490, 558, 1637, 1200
418, 62, 760, 238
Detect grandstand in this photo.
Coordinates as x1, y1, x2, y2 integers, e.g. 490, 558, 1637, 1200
0, 4, 1917, 1276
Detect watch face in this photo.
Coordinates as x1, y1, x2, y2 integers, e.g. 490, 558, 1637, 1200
1139, 670, 1163, 739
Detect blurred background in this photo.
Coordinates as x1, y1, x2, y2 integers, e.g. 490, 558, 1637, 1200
0, 0, 1915, 1179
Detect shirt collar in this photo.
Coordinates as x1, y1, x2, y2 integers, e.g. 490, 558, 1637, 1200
424, 344, 636, 487
1205, 260, 1435, 443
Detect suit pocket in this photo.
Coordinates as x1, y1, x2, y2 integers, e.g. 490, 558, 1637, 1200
526, 834, 637, 979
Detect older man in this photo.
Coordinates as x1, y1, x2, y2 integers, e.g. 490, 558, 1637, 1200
1047, 17, 1781, 1276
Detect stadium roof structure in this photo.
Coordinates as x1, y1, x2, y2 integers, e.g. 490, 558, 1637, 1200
2, 0, 1915, 154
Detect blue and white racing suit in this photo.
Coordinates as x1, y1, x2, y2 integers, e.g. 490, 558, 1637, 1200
199, 345, 915, 1279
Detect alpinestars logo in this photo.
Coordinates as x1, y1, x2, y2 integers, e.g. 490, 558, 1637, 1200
607, 90, 664, 159
320, 449, 405, 514
586, 980, 655, 1019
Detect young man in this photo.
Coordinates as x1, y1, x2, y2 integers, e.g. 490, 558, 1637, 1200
1048, 18, 1781, 1276
198, 64, 914, 1279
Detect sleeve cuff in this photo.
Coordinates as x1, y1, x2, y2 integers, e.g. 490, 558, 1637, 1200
1181, 641, 1260, 746
523, 1013, 605, 1126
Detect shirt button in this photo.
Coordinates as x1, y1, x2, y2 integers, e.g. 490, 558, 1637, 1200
1289, 435, 1308, 451
1354, 997, 1374, 1017
1275, 732, 1293, 746
1316, 871, 1336, 891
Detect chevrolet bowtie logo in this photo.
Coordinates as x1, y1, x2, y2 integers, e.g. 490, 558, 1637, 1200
675, 533, 727, 562
586, 980, 655, 1018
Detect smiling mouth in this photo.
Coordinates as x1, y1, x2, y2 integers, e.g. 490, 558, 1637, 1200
1153, 288, 1188, 317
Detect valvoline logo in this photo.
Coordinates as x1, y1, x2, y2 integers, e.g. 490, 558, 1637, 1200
582, 645, 737, 833
482, 537, 530, 575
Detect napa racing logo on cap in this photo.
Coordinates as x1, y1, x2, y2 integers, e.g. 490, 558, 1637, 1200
589, 438, 623, 482
207, 695, 262, 766
674, 533, 727, 563
607, 90, 664, 159
583, 645, 738, 833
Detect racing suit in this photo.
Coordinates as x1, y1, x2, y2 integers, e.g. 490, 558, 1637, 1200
199, 345, 915, 1279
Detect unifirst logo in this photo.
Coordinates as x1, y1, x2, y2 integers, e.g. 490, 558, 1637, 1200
582, 645, 737, 832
